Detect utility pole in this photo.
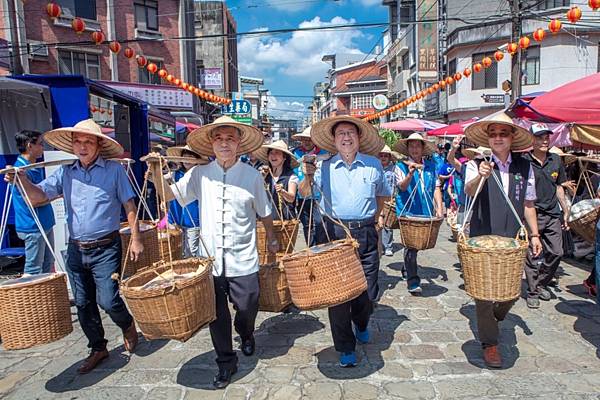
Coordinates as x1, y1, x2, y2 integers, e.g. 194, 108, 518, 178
510, 0, 522, 101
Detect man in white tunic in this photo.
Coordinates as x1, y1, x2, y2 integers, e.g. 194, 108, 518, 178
149, 116, 277, 389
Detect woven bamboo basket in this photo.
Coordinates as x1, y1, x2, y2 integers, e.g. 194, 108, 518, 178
257, 219, 299, 264
398, 216, 443, 250
258, 262, 292, 312
120, 221, 160, 278
120, 258, 216, 342
569, 206, 600, 244
158, 228, 184, 261
281, 239, 367, 311
382, 200, 399, 229
0, 273, 72, 350
459, 234, 528, 301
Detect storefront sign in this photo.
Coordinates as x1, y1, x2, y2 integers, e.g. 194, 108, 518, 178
372, 94, 389, 110
202, 68, 223, 90
481, 94, 505, 104
101, 81, 193, 110
417, 0, 438, 81
231, 115, 252, 125
222, 100, 252, 114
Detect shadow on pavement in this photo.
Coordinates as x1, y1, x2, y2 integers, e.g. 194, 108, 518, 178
316, 304, 408, 380
176, 313, 324, 390
555, 299, 600, 358
459, 303, 531, 370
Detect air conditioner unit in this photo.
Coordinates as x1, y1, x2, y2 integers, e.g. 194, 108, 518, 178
29, 42, 48, 58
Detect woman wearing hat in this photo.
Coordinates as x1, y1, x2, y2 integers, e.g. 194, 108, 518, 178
378, 145, 401, 256
165, 145, 209, 258
464, 112, 542, 368
299, 115, 390, 368
5, 118, 142, 373
393, 132, 444, 294
255, 140, 299, 221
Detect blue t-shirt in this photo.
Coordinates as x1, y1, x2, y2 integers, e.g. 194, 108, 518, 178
396, 159, 438, 218
12, 156, 56, 233
293, 146, 328, 200
168, 169, 200, 228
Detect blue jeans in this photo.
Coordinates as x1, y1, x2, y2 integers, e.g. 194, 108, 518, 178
595, 220, 600, 305
382, 227, 393, 252
66, 236, 133, 351
17, 229, 54, 275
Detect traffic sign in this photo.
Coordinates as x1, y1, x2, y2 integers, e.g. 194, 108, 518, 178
222, 100, 252, 114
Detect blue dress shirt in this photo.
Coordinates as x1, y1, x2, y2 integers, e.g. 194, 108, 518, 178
39, 157, 136, 241
168, 169, 200, 228
314, 153, 390, 220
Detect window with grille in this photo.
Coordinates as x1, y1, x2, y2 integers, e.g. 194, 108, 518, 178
351, 94, 374, 109
471, 52, 497, 90
522, 46, 540, 86
134, 0, 159, 31
58, 50, 100, 79
448, 58, 457, 95
56, 0, 96, 20
139, 60, 164, 84
530, 0, 569, 10
402, 52, 410, 70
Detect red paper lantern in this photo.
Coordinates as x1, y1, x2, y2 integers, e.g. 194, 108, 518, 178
494, 51, 504, 62
181, 82, 189, 90
439, 81, 447, 89
109, 41, 121, 54
463, 67, 472, 78
473, 63, 483, 73
519, 36, 530, 49
548, 19, 562, 34
166, 74, 174, 83
193, 88, 200, 96
589, 0, 600, 11
158, 69, 167, 78
71, 17, 85, 34
416, 92, 423, 100
136, 55, 147, 68
91, 31, 105, 45
124, 47, 135, 58
533, 28, 545, 42
567, 6, 582, 23
507, 42, 518, 55
146, 63, 158, 74
427, 87, 434, 94
433, 83, 440, 90
187, 86, 195, 94
173, 78, 181, 86
446, 76, 455, 85
453, 72, 462, 81
46, 3, 61, 19
482, 57, 493, 68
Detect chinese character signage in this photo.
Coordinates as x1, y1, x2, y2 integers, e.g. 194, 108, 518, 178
101, 81, 193, 110
417, 0, 438, 81
202, 68, 223, 90
221, 100, 252, 115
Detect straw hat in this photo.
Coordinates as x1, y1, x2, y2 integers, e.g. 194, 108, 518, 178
254, 140, 300, 169
187, 116, 263, 157
549, 146, 577, 165
393, 132, 437, 157
462, 146, 492, 160
43, 119, 124, 159
378, 145, 399, 161
311, 115, 384, 156
291, 126, 312, 140
464, 111, 533, 151
166, 145, 210, 165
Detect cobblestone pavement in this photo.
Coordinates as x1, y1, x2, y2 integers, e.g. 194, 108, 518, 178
2, 225, 600, 399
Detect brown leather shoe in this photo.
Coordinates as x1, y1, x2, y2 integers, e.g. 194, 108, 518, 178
483, 345, 502, 369
123, 322, 138, 353
77, 349, 109, 374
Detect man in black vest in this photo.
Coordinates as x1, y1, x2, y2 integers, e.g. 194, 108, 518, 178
523, 124, 570, 309
464, 112, 542, 369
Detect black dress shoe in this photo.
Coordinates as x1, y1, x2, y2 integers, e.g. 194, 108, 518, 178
241, 335, 255, 356
213, 366, 237, 389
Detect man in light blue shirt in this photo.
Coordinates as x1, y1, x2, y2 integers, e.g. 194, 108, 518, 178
7, 119, 143, 374
300, 115, 389, 368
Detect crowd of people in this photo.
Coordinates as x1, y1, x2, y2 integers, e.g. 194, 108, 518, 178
3, 111, 599, 388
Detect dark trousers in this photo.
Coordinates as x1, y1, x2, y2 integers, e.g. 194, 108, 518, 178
525, 213, 563, 298
209, 272, 259, 371
404, 249, 420, 287
325, 219, 380, 353
475, 299, 516, 348
297, 199, 327, 247
66, 236, 133, 351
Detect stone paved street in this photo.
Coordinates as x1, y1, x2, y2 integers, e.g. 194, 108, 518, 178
2, 225, 600, 399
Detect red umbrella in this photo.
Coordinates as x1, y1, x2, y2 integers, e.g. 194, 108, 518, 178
427, 118, 479, 137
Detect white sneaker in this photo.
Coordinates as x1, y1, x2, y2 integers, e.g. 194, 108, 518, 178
384, 249, 393, 257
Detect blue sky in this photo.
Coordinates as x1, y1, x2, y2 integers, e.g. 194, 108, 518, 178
222, 0, 388, 120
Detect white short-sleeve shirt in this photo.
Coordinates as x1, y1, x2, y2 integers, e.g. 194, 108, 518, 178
171, 160, 272, 277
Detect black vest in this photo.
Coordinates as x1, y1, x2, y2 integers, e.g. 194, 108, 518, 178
267, 172, 297, 220
470, 154, 531, 238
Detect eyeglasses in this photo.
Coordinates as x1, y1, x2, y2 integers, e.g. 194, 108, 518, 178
487, 131, 512, 138
334, 130, 359, 137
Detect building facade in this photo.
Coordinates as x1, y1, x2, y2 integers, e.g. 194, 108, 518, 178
194, 1, 238, 98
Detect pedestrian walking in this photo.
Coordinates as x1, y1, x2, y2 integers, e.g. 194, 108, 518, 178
378, 145, 400, 256
5, 119, 143, 374
464, 112, 542, 368
147, 116, 277, 389
299, 115, 389, 368
393, 132, 444, 293
523, 124, 570, 309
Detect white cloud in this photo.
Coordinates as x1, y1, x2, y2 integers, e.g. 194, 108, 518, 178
238, 16, 365, 84
265, 94, 310, 121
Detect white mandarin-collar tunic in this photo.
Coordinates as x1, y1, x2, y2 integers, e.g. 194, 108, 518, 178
171, 159, 271, 277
